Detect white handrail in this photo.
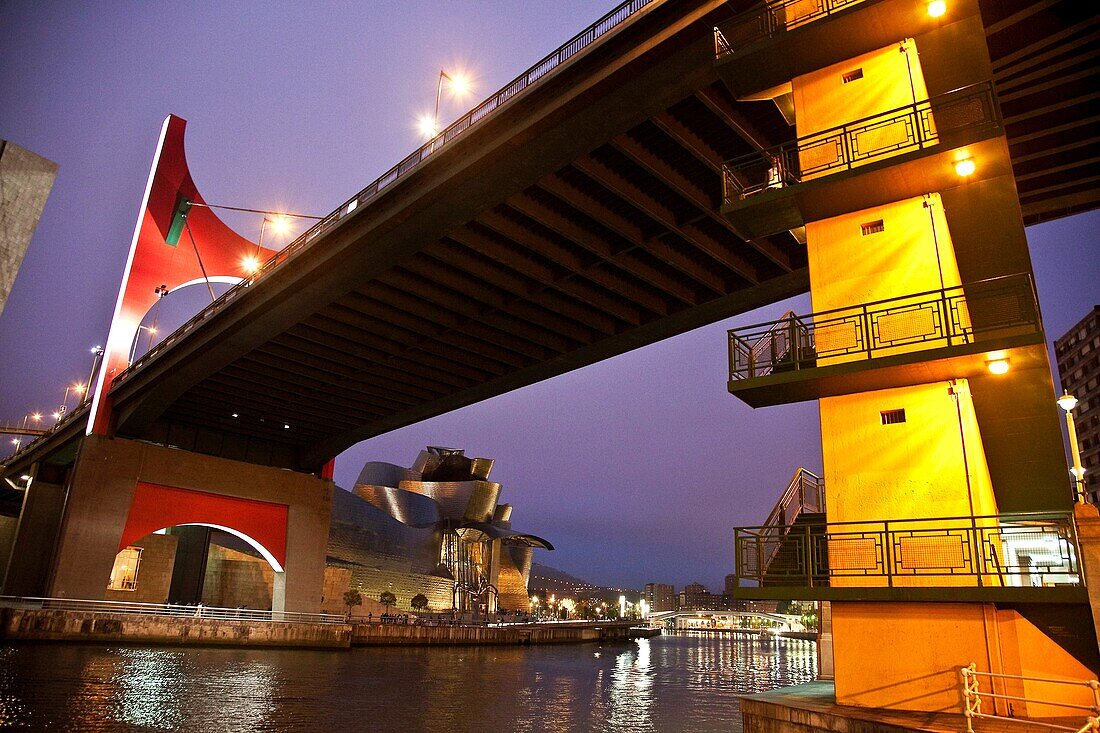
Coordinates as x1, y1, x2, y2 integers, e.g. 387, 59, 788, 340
962, 663, 1100, 733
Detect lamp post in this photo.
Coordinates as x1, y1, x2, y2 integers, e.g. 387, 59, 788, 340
1058, 391, 1087, 503
420, 69, 471, 140
84, 346, 105, 405
244, 216, 291, 274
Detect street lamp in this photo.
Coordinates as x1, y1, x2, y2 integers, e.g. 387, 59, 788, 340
1058, 391, 1087, 503
245, 215, 293, 274
419, 69, 472, 139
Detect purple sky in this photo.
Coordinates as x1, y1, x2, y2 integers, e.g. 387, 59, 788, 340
1, 1, 1097, 591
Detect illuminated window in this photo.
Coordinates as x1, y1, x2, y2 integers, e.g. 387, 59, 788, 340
107, 546, 142, 591
880, 409, 907, 425
841, 68, 864, 84
861, 220, 885, 236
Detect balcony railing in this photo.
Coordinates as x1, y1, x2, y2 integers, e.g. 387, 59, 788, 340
109, 0, 657, 390
714, 0, 868, 58
728, 274, 1040, 382
732, 511, 1082, 589
722, 82, 1000, 204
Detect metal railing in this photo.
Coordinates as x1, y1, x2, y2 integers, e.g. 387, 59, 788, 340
109, 0, 656, 392
714, 0, 868, 58
722, 81, 1000, 203
728, 274, 1040, 382
2, 402, 89, 467
732, 511, 1081, 588
0, 596, 347, 625
962, 664, 1100, 733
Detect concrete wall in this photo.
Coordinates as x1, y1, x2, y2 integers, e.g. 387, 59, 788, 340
47, 435, 332, 612
0, 608, 349, 648
104, 532, 177, 604
794, 40, 929, 181
3, 479, 66, 596
202, 543, 274, 610
833, 602, 1096, 713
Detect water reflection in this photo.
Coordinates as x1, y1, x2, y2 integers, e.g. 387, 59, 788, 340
0, 633, 817, 732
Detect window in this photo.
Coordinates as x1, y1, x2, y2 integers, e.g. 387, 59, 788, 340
107, 546, 141, 591
861, 220, 885, 236
881, 409, 906, 425
842, 68, 864, 84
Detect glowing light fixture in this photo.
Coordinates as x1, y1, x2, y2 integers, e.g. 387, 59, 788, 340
242, 255, 261, 274
986, 358, 1009, 375
417, 113, 439, 139
954, 157, 976, 177
267, 215, 292, 236
1059, 391, 1087, 503
927, 1, 946, 17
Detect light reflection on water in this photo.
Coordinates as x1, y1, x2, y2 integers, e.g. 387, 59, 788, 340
0, 632, 816, 732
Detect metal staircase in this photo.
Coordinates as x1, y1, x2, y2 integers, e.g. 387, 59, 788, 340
750, 468, 827, 586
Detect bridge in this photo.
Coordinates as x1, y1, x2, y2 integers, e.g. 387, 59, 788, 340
3, 0, 1093, 477
648, 608, 808, 632
0, 0, 1095, 680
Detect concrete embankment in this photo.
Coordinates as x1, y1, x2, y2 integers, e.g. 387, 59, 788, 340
0, 608, 352, 649
0, 608, 656, 650
351, 621, 654, 646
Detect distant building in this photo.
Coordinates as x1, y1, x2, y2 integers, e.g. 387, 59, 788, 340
678, 582, 720, 611
0, 140, 58, 318
644, 582, 675, 612
1055, 306, 1100, 502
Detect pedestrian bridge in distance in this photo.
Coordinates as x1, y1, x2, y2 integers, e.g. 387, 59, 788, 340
4, 0, 1095, 477
648, 609, 810, 633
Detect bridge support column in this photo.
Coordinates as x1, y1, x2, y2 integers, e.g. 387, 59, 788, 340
2, 469, 66, 596
47, 435, 332, 612
272, 572, 286, 614
1074, 502, 1100, 647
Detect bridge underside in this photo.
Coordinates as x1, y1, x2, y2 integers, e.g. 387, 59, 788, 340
6, 0, 1095, 478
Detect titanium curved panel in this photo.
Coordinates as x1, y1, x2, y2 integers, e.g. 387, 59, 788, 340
400, 480, 479, 520
351, 484, 441, 528
464, 481, 502, 523
355, 461, 407, 489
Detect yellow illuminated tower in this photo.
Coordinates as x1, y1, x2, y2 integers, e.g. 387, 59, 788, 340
719, 0, 1097, 718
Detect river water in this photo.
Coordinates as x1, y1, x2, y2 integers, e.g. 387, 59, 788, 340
0, 632, 817, 732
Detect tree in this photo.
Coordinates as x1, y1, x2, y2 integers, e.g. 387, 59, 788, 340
343, 588, 363, 615
410, 593, 429, 612
379, 591, 397, 613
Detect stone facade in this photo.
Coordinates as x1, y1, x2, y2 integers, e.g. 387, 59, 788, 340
0, 141, 57, 317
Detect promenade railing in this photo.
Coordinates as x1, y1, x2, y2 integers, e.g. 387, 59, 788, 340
721, 81, 1000, 203
0, 595, 347, 625
111, 0, 656, 391
732, 511, 1081, 588
961, 664, 1100, 733
727, 273, 1040, 382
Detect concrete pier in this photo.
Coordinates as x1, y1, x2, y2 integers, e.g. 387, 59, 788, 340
741, 682, 1081, 733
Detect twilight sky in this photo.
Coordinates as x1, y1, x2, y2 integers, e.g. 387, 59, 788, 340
1, 1, 1097, 591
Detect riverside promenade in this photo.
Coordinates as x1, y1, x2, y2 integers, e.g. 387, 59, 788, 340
0, 597, 656, 650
